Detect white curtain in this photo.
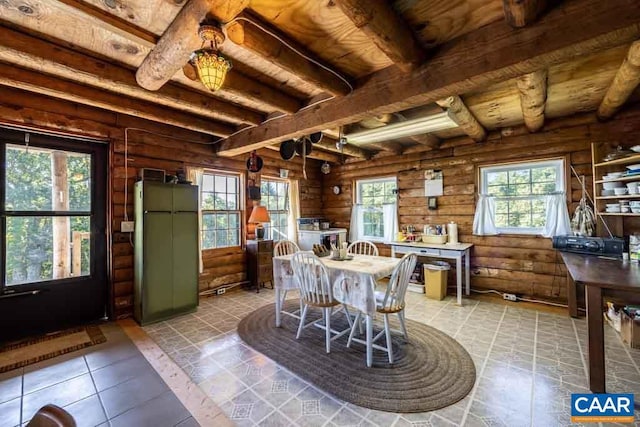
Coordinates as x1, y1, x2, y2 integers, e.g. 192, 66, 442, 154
349, 204, 364, 242
288, 179, 300, 244
473, 194, 498, 236
187, 167, 204, 274
542, 193, 571, 238
383, 203, 398, 243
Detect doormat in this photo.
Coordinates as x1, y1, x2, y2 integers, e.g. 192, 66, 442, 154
0, 325, 106, 373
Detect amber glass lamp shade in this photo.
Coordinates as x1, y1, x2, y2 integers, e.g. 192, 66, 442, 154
193, 49, 232, 91
249, 206, 271, 240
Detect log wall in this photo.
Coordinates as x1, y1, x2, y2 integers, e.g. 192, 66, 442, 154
322, 106, 640, 303
0, 86, 322, 318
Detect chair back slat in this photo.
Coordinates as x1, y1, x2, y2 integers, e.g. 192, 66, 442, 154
291, 252, 334, 305
274, 240, 300, 256
379, 253, 417, 312
347, 240, 379, 256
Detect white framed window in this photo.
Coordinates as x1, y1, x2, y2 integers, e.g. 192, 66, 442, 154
354, 176, 397, 241
261, 178, 290, 242
200, 171, 242, 249
479, 159, 565, 235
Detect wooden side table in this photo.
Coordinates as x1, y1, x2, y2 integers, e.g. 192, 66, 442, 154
247, 239, 273, 292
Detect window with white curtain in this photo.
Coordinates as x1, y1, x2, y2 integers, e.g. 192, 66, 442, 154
260, 178, 290, 242
478, 159, 565, 235
200, 171, 242, 249
354, 177, 397, 241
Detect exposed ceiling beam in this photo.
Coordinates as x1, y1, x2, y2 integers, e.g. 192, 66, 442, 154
214, 0, 640, 156
136, 0, 249, 91
263, 145, 341, 163
503, 0, 548, 28
408, 134, 441, 148
0, 25, 263, 126
332, 0, 425, 71
226, 16, 351, 96
436, 96, 487, 142
313, 138, 371, 159
0, 62, 233, 137
362, 141, 404, 155
516, 70, 548, 132
597, 40, 640, 120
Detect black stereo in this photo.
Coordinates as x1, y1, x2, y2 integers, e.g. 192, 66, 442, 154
552, 235, 624, 256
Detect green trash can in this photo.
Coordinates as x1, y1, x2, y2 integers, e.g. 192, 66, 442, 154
424, 261, 450, 300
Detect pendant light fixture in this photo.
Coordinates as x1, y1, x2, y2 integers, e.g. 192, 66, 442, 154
191, 23, 232, 92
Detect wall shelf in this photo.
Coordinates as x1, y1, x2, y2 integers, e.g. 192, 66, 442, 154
596, 195, 640, 200
594, 153, 640, 167
597, 213, 640, 216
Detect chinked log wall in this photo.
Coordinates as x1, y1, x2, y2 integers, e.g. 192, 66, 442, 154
0, 86, 322, 319
322, 105, 640, 303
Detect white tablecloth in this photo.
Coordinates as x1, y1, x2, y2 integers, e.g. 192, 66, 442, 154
272, 254, 400, 316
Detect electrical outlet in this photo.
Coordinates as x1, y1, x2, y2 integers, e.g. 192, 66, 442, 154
216, 288, 226, 295
121, 221, 135, 233
503, 293, 517, 302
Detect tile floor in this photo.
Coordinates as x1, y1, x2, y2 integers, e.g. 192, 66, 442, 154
0, 323, 199, 427
143, 288, 640, 427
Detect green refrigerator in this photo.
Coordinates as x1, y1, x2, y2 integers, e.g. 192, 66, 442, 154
134, 181, 199, 325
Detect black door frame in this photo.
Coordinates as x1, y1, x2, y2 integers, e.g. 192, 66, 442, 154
0, 127, 108, 342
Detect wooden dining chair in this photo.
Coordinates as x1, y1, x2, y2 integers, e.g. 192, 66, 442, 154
347, 253, 417, 364
291, 252, 353, 353
274, 239, 302, 319
347, 240, 379, 256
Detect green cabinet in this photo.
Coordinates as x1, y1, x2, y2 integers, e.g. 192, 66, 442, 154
134, 182, 199, 325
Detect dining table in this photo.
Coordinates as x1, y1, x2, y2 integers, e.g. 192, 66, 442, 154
272, 253, 401, 367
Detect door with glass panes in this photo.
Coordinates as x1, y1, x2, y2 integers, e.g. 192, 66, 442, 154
0, 128, 107, 342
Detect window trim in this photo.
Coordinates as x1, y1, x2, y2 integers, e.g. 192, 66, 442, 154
354, 176, 397, 242
200, 169, 244, 251
477, 157, 568, 235
260, 176, 290, 242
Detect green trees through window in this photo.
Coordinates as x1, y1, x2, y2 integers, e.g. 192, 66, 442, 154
260, 179, 289, 242
356, 177, 397, 238
200, 172, 241, 249
5, 144, 91, 285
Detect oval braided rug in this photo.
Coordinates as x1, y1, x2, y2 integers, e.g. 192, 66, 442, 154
237, 301, 476, 413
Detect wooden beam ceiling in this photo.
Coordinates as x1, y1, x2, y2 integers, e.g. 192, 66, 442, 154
214, 0, 640, 156
436, 96, 487, 141
332, 0, 426, 71
503, 0, 548, 28
597, 40, 640, 120
408, 134, 441, 148
0, 25, 262, 126
135, 0, 249, 91
516, 70, 548, 132
0, 62, 233, 136
263, 144, 341, 163
313, 138, 371, 159
226, 16, 351, 96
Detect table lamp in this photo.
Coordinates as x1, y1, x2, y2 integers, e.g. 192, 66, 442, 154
248, 205, 271, 240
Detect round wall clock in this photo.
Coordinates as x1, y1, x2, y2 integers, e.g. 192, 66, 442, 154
332, 185, 341, 195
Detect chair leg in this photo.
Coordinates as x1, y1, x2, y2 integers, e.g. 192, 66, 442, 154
384, 313, 393, 364
343, 305, 353, 328
398, 310, 408, 340
324, 308, 331, 353
347, 312, 361, 348
296, 304, 309, 339
281, 291, 288, 308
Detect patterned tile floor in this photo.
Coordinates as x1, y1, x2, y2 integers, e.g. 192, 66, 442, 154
143, 289, 640, 427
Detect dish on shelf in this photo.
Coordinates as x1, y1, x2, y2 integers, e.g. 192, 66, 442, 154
603, 181, 624, 189
633, 207, 640, 214
602, 189, 615, 196
614, 188, 628, 195
627, 164, 640, 170
631, 145, 640, 153
603, 147, 634, 161
606, 172, 625, 178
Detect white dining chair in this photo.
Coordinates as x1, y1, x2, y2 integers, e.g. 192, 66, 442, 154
291, 252, 353, 353
274, 239, 300, 256
346, 253, 417, 364
347, 240, 379, 256
273, 239, 302, 320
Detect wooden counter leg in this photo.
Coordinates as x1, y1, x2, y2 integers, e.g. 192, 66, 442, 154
568, 274, 578, 318
586, 284, 606, 393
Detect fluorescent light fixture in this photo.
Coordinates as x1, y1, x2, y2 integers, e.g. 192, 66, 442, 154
344, 111, 458, 145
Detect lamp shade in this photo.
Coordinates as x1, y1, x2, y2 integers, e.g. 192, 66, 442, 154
193, 49, 232, 91
248, 205, 271, 224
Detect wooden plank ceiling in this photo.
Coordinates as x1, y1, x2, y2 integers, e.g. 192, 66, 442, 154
0, 0, 639, 162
